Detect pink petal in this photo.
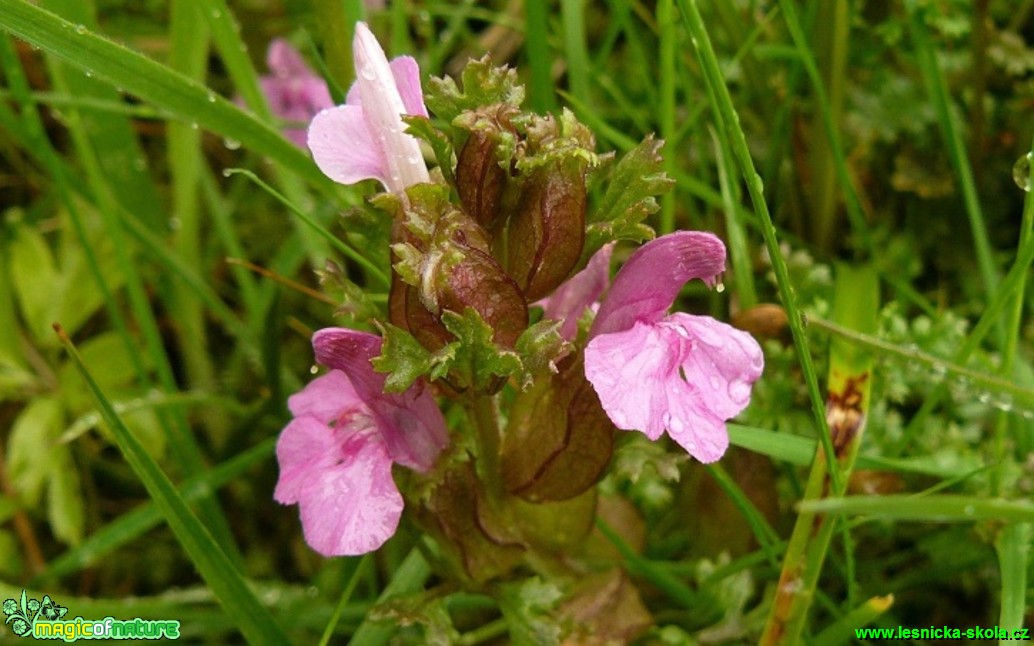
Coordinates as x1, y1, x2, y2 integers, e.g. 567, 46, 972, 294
585, 314, 762, 463
307, 104, 389, 186
351, 22, 429, 193
389, 56, 428, 118
312, 327, 448, 472
590, 232, 726, 337
664, 313, 764, 420
275, 417, 403, 556
286, 370, 362, 424
267, 39, 311, 79
535, 243, 614, 341
367, 380, 449, 472
312, 328, 385, 397
584, 322, 678, 441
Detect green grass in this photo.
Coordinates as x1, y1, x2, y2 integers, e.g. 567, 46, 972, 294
1, 1, 1032, 643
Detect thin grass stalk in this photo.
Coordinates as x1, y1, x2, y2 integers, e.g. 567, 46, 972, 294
760, 264, 879, 645
778, 0, 872, 256
56, 325, 289, 644
906, 2, 1000, 308
992, 136, 1034, 640
657, 0, 677, 233
168, 0, 224, 441
524, 0, 557, 114
675, 0, 838, 493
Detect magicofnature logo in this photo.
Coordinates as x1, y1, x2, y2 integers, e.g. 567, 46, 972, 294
3, 590, 180, 641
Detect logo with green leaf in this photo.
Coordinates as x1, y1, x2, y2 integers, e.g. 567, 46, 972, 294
3, 590, 67, 637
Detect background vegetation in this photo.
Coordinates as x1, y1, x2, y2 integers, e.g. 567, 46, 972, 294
1, 0, 1032, 642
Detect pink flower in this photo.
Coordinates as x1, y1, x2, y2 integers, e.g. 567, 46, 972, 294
581, 232, 764, 463
535, 243, 615, 342
307, 22, 429, 195
274, 328, 447, 556
259, 39, 334, 148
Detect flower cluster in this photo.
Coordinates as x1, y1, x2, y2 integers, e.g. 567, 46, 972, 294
269, 22, 764, 560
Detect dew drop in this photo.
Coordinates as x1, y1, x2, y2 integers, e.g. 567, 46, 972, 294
75, 24, 87, 34
708, 375, 721, 390
1013, 153, 1032, 192
190, 122, 199, 130
715, 280, 725, 293
963, 505, 975, 516
207, 92, 217, 103
360, 65, 377, 81
309, 365, 319, 374
729, 380, 750, 401
223, 138, 241, 150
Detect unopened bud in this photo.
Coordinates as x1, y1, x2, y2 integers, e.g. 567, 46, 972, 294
455, 104, 519, 230
506, 162, 587, 301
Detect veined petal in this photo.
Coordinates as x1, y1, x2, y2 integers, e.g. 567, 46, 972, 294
352, 22, 429, 193
663, 313, 764, 420
590, 231, 726, 337
312, 327, 448, 471
267, 39, 311, 79
262, 40, 334, 148
312, 328, 385, 397
536, 242, 614, 341
389, 56, 428, 118
585, 313, 761, 463
584, 321, 679, 441
286, 370, 362, 424
274, 417, 403, 556
308, 104, 389, 186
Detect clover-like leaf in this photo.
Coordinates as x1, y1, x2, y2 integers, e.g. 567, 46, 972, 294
439, 308, 522, 393
425, 57, 525, 126
586, 135, 671, 249
371, 322, 436, 393
513, 320, 572, 391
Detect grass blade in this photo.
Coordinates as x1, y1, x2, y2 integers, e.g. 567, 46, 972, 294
0, 0, 326, 187
55, 324, 289, 645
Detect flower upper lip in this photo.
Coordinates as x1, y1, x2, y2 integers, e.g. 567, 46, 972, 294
307, 22, 430, 195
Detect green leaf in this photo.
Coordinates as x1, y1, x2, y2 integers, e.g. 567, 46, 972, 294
586, 135, 670, 248
7, 398, 64, 505
498, 578, 563, 646
8, 222, 59, 344
513, 320, 572, 390
56, 328, 289, 644
57, 332, 142, 412
425, 57, 525, 125
372, 322, 435, 393
0, 0, 325, 186
439, 308, 522, 392
403, 116, 455, 186
46, 448, 83, 546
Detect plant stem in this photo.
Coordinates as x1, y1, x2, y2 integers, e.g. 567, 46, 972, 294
471, 395, 504, 504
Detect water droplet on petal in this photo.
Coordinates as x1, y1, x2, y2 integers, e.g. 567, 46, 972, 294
729, 380, 750, 402
669, 415, 684, 433
360, 65, 377, 81
715, 280, 725, 293
1013, 153, 1032, 191
709, 375, 721, 390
